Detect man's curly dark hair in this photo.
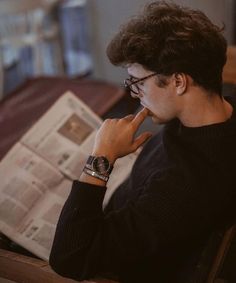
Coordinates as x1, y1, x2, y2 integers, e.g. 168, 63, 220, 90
106, 1, 227, 94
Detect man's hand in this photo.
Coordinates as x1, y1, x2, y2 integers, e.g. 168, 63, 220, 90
92, 107, 153, 164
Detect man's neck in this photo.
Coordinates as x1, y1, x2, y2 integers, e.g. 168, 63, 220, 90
178, 88, 233, 128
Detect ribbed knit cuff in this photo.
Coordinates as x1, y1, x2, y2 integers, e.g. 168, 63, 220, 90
66, 180, 107, 211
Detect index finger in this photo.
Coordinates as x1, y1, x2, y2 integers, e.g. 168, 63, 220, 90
131, 107, 149, 130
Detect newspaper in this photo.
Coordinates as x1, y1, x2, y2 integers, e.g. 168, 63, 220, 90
0, 91, 138, 260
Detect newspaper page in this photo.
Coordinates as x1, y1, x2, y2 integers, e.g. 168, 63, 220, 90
0, 91, 138, 260
0, 142, 72, 259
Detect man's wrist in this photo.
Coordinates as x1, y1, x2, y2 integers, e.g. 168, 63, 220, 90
81, 154, 115, 186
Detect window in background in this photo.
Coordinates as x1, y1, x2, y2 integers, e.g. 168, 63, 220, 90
0, 1, 63, 99
58, 0, 93, 77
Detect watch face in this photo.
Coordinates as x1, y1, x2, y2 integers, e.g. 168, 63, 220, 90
92, 156, 110, 174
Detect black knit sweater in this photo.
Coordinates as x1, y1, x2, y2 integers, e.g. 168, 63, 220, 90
50, 96, 236, 283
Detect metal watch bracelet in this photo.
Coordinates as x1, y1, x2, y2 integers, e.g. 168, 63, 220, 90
83, 167, 109, 182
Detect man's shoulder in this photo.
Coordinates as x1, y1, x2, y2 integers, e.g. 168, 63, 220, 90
145, 166, 187, 195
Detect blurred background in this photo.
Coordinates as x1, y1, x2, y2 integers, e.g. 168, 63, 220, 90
0, 0, 235, 99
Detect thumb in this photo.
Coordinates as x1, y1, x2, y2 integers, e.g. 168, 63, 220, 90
132, 132, 153, 151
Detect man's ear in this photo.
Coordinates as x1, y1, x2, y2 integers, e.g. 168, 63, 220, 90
173, 73, 187, 95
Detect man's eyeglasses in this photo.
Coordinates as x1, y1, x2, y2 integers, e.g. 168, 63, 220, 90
124, 73, 158, 95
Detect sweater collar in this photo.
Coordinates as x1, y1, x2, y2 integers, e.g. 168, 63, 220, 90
165, 95, 236, 140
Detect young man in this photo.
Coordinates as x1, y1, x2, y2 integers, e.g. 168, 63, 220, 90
49, 1, 236, 282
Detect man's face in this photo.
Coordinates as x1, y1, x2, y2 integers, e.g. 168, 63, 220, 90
127, 63, 181, 124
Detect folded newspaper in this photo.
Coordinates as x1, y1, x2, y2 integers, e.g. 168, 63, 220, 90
0, 91, 138, 260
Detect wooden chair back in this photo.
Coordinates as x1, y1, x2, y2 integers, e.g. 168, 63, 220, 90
207, 224, 236, 283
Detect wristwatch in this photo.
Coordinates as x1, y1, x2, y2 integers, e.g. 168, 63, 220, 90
83, 155, 113, 181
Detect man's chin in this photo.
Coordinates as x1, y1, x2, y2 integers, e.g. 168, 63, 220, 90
145, 109, 164, 124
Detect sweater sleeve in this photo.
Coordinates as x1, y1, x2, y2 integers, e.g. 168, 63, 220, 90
49, 177, 208, 281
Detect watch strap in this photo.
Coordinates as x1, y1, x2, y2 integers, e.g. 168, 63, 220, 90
83, 167, 109, 182
87, 155, 94, 165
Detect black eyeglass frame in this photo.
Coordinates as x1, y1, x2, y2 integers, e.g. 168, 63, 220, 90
124, 72, 158, 95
